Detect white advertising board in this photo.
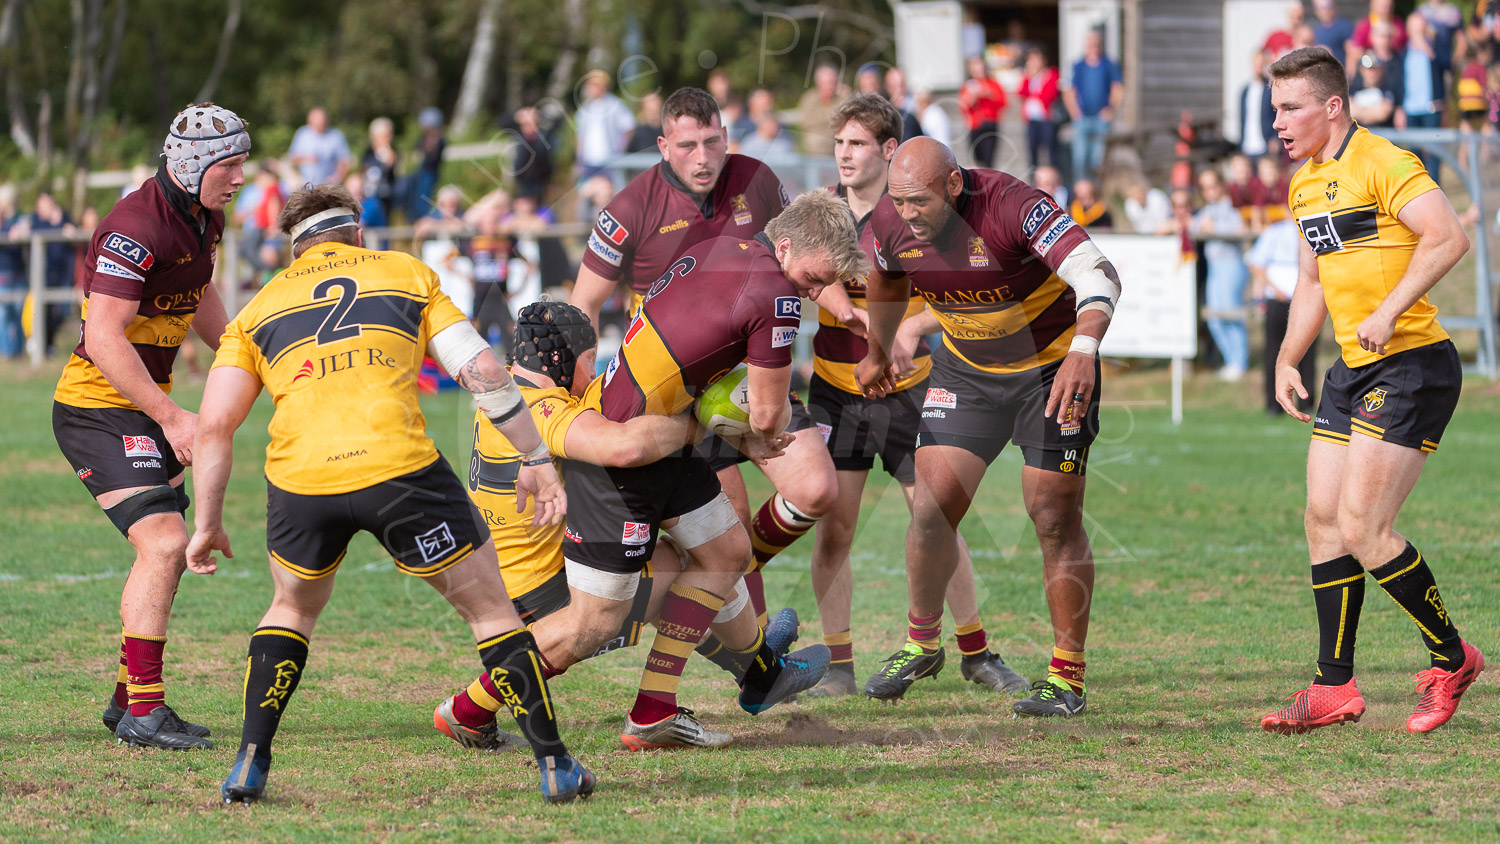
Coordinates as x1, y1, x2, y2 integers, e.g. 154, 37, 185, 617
1093, 233, 1197, 359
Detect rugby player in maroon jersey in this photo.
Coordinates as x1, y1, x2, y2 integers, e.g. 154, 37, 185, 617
566, 191, 867, 749
570, 86, 849, 631
857, 138, 1122, 716
801, 94, 1029, 699
52, 104, 251, 750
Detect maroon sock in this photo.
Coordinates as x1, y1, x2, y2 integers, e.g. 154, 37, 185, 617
955, 621, 988, 656
630, 583, 723, 725
123, 633, 167, 716
750, 494, 818, 566
743, 570, 767, 621
451, 670, 501, 728
906, 611, 942, 652
113, 634, 129, 708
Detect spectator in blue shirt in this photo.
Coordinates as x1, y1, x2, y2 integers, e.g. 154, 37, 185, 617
1311, 0, 1355, 60
1063, 29, 1123, 182
289, 107, 351, 186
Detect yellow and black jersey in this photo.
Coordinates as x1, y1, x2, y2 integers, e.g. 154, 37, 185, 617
213, 242, 468, 495
466, 376, 592, 600
1289, 125, 1448, 367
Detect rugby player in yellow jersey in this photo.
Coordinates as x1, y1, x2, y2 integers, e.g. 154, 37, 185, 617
185, 185, 592, 804
802, 94, 1027, 698
432, 301, 804, 752
1261, 47, 1484, 734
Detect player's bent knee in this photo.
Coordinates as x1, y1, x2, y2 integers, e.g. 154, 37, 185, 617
108, 485, 182, 539
664, 492, 740, 551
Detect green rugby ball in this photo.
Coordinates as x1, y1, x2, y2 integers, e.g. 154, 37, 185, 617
696, 365, 753, 437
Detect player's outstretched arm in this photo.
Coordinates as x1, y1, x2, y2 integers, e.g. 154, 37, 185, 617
187, 365, 261, 574
1358, 189, 1470, 355
571, 264, 619, 331
431, 320, 566, 525
855, 269, 912, 397
85, 292, 198, 465
562, 410, 701, 468
1274, 240, 1329, 422
813, 282, 859, 329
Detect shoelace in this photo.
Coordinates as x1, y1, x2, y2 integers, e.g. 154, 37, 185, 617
675, 706, 700, 722
880, 650, 917, 675
1412, 669, 1443, 712
1032, 681, 1062, 701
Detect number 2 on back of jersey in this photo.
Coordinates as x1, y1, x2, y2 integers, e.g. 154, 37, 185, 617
314, 277, 362, 344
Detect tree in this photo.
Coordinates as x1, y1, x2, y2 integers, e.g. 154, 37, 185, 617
450, 0, 502, 137
195, 0, 242, 104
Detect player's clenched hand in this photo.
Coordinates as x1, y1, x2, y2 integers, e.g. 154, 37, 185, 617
1274, 363, 1312, 422
1356, 310, 1397, 356
742, 432, 795, 466
1045, 351, 1096, 425
185, 525, 231, 575
855, 352, 898, 398
163, 407, 198, 467
517, 461, 567, 526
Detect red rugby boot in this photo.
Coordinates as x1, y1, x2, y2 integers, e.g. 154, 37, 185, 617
1261, 678, 1365, 734
1407, 641, 1485, 734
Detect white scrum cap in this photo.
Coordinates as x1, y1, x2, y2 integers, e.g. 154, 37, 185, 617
161, 103, 252, 197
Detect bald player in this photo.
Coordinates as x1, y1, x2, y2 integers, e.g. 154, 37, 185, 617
857, 138, 1122, 717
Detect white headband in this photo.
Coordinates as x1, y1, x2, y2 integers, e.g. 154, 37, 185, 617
288, 207, 360, 243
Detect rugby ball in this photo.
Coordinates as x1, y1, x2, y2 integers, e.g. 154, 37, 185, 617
696, 365, 753, 438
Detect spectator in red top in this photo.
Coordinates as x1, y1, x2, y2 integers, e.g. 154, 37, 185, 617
1018, 47, 1061, 171
1350, 0, 1407, 70
1263, 3, 1306, 59
959, 56, 1006, 168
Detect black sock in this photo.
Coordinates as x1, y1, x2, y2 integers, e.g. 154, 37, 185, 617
239, 627, 310, 761
695, 628, 768, 684
477, 628, 565, 760
695, 634, 744, 681
1370, 543, 1464, 668
737, 634, 782, 694
1311, 555, 1364, 686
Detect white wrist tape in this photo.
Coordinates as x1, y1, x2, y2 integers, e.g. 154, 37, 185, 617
1069, 334, 1100, 357
1057, 241, 1120, 319
521, 441, 550, 462
474, 380, 526, 425
428, 321, 491, 378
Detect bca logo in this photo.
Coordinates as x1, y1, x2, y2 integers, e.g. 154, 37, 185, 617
1362, 388, 1387, 413
416, 522, 457, 564
596, 211, 629, 246
1022, 198, 1059, 238
102, 233, 153, 269
622, 521, 651, 546
122, 435, 161, 458
775, 296, 801, 319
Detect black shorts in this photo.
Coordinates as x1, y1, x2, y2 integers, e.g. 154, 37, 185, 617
1312, 340, 1461, 453
266, 455, 488, 580
557, 446, 721, 574
806, 373, 920, 483
53, 402, 187, 498
512, 565, 657, 658
700, 391, 818, 473
917, 347, 1101, 474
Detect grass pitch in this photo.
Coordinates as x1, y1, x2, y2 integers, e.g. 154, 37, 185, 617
2, 360, 1499, 842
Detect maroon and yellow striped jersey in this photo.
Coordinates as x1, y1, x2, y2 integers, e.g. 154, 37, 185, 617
588, 234, 801, 421
55, 172, 226, 409
814, 185, 930, 394
869, 168, 1093, 375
